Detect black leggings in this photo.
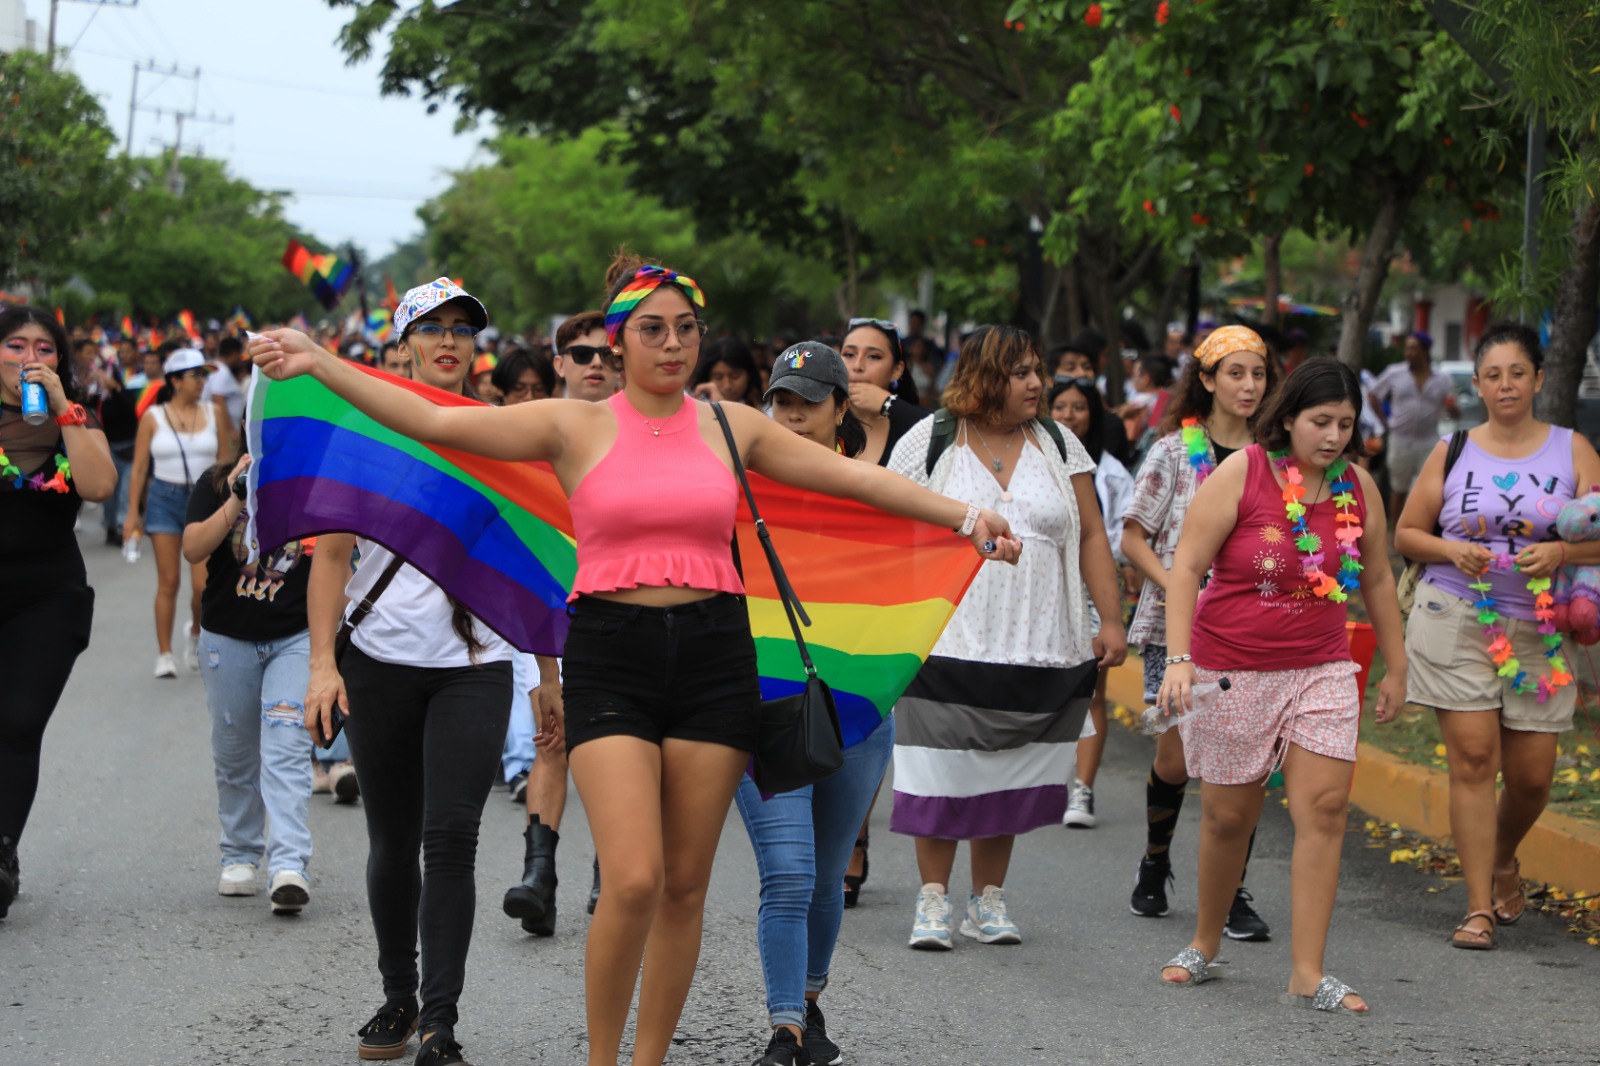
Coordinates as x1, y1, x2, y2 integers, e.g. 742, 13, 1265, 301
0, 579, 93, 842
340, 647, 512, 1032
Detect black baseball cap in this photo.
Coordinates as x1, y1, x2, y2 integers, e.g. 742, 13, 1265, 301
763, 341, 850, 404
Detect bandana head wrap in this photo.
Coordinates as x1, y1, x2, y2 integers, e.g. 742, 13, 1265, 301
1194, 325, 1268, 371
604, 265, 707, 347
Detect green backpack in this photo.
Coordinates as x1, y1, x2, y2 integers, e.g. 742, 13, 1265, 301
923, 409, 1068, 476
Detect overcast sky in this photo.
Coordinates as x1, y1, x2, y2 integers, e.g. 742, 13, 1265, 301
47, 0, 483, 258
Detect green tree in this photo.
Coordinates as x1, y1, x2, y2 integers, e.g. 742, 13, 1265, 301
0, 50, 123, 288
74, 153, 329, 322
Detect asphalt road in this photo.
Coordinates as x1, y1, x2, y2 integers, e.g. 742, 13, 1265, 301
3, 523, 1599, 1066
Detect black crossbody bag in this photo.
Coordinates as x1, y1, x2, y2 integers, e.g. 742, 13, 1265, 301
710, 403, 844, 794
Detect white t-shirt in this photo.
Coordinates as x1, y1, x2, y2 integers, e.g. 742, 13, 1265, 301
345, 540, 514, 669
203, 363, 245, 427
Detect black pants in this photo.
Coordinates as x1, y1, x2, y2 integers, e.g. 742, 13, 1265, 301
0, 566, 93, 843
340, 647, 512, 1032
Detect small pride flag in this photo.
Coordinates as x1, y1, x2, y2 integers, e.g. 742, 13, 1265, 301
177, 309, 200, 341
134, 381, 163, 419
282, 239, 356, 311
246, 370, 983, 745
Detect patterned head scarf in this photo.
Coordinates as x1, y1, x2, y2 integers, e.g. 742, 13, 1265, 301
604, 265, 707, 348
1194, 325, 1268, 371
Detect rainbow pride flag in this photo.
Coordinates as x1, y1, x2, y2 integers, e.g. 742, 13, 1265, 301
282, 239, 356, 312
245, 370, 982, 745
134, 381, 162, 419
177, 309, 200, 341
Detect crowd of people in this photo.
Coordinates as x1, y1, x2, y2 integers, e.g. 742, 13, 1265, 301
1, 268, 1593, 1064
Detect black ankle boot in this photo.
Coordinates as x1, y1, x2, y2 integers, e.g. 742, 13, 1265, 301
502, 819, 558, 936
0, 836, 18, 921
586, 855, 600, 916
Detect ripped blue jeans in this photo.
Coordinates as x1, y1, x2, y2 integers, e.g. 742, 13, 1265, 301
200, 628, 315, 879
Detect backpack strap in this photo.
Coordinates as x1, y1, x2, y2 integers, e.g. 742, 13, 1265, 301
1035, 416, 1069, 463
924, 410, 1068, 476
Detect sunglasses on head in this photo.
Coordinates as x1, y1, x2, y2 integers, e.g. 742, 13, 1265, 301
848, 316, 900, 337
1056, 375, 1097, 390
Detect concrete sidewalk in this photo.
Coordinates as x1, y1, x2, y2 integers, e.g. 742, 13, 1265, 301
1105, 657, 1600, 895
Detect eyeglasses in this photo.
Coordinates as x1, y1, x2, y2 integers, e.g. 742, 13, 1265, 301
848, 317, 900, 337
411, 323, 480, 340
1055, 375, 1097, 390
173, 368, 209, 380
561, 345, 611, 366
625, 321, 708, 348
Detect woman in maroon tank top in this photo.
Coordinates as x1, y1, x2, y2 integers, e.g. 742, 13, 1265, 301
1152, 361, 1407, 1014
250, 252, 1019, 1066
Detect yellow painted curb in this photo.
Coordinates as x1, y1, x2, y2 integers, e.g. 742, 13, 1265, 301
1105, 659, 1600, 895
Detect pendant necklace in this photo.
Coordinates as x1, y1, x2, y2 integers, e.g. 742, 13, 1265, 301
640, 415, 665, 437
972, 423, 1020, 502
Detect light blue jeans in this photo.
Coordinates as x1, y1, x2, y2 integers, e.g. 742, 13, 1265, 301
501, 692, 535, 784
734, 715, 896, 1030
105, 447, 133, 531
201, 628, 315, 878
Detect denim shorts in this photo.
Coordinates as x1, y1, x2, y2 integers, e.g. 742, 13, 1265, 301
144, 478, 192, 536
562, 593, 761, 753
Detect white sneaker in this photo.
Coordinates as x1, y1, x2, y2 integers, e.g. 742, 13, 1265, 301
1064, 779, 1097, 828
186, 627, 201, 672
961, 884, 1021, 944
218, 863, 257, 897
909, 883, 954, 950
269, 870, 310, 915
154, 653, 178, 679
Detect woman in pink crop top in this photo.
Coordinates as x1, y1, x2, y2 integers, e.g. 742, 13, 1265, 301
1152, 360, 1406, 1014
251, 251, 1017, 1066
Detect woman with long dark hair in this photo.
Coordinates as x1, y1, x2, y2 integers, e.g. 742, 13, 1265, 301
1120, 328, 1278, 936
1156, 360, 1404, 1012
0, 306, 116, 920
691, 337, 764, 407
124, 346, 232, 677
840, 318, 929, 466
250, 254, 1016, 1066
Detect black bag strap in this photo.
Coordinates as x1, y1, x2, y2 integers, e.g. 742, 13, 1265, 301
1431, 429, 1468, 537
343, 555, 406, 634
710, 402, 818, 677
925, 410, 1065, 476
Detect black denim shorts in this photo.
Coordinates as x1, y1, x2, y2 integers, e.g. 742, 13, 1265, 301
562, 592, 762, 753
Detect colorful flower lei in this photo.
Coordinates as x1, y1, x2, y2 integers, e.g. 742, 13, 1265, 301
1269, 450, 1364, 604
0, 445, 70, 492
1181, 417, 1216, 483
1470, 555, 1572, 703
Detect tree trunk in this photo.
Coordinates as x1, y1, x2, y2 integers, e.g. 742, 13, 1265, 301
1262, 230, 1283, 327
1538, 194, 1600, 430
1336, 179, 1413, 371
1063, 255, 1084, 339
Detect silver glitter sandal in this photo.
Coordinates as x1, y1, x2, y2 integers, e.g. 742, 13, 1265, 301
1281, 975, 1367, 1014
1161, 946, 1220, 985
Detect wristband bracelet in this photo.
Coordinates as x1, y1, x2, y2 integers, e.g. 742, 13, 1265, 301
955, 503, 981, 538
880, 394, 897, 418
1165, 654, 1192, 665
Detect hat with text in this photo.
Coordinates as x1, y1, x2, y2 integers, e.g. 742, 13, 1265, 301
764, 341, 850, 404
393, 277, 489, 340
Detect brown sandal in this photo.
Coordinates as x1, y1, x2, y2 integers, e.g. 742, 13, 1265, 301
1450, 910, 1497, 950
1493, 859, 1526, 925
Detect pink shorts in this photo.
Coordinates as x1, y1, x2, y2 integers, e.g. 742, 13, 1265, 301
1181, 661, 1361, 785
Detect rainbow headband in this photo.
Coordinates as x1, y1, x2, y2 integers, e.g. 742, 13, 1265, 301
604, 265, 706, 347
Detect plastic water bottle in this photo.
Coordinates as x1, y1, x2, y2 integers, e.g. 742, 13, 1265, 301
1141, 677, 1232, 735
20, 376, 49, 425
122, 533, 142, 564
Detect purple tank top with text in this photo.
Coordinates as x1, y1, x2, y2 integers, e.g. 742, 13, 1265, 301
1424, 426, 1575, 621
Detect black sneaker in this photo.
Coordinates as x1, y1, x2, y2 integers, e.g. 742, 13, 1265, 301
754, 1027, 806, 1066
803, 1001, 841, 1066
1130, 857, 1172, 918
508, 771, 529, 805
1224, 887, 1271, 941
0, 835, 18, 921
415, 1027, 470, 1065
357, 999, 418, 1061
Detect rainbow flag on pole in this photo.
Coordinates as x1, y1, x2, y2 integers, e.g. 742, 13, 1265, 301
282, 239, 356, 311
245, 369, 982, 745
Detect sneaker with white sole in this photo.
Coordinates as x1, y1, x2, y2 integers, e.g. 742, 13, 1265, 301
185, 627, 201, 672
329, 762, 360, 804
217, 862, 257, 897
961, 884, 1022, 944
154, 653, 177, 679
269, 869, 310, 915
1063, 779, 1097, 828
909, 883, 954, 950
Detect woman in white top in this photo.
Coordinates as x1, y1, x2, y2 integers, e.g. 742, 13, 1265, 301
1049, 376, 1134, 827
124, 347, 230, 678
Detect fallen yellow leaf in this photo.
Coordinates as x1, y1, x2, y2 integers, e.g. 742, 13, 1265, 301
1434, 743, 1448, 757
1390, 848, 1418, 864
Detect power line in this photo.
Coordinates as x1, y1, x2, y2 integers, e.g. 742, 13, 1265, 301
125, 60, 198, 158
45, 0, 136, 61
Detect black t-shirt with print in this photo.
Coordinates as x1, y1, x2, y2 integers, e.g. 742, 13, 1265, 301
185, 476, 311, 642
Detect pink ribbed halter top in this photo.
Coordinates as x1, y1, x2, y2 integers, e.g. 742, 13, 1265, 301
567, 392, 744, 601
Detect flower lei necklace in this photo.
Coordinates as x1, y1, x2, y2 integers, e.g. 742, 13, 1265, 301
1181, 416, 1217, 483
1470, 556, 1572, 703
1268, 450, 1363, 603
0, 422, 73, 493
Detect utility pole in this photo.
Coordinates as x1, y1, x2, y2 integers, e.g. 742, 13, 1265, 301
46, 0, 137, 64
125, 60, 198, 158
161, 108, 233, 193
